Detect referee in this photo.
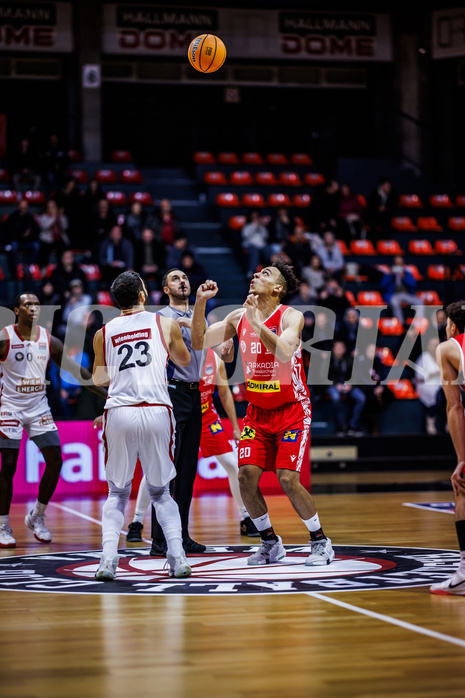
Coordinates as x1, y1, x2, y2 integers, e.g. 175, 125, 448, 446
151, 268, 232, 555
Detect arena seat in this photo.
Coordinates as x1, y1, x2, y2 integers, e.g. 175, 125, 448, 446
129, 191, 154, 205
97, 291, 114, 306
218, 152, 240, 164
293, 194, 311, 208
228, 215, 247, 230
456, 195, 465, 207
67, 149, 82, 162
80, 264, 102, 281
44, 264, 56, 278
267, 193, 291, 207
357, 290, 384, 305
357, 194, 367, 207
106, 191, 128, 206
291, 153, 313, 165
377, 239, 404, 255
230, 171, 254, 186
278, 172, 301, 187
345, 290, 356, 306
406, 317, 430, 334
266, 153, 288, 165
94, 169, 118, 184
255, 171, 278, 186
242, 152, 263, 165
242, 193, 266, 207
417, 216, 443, 232
408, 239, 434, 255
112, 150, 133, 163
435, 239, 458, 254
427, 264, 447, 280
194, 151, 216, 164
405, 264, 423, 280
0, 191, 18, 205
216, 192, 240, 207
68, 168, 89, 184
17, 264, 42, 281
350, 240, 376, 255
120, 169, 143, 184
304, 173, 326, 186
417, 290, 442, 305
448, 217, 465, 231
398, 194, 423, 207
391, 216, 417, 232
375, 263, 391, 275
23, 190, 46, 205
379, 318, 403, 335
430, 194, 453, 207
336, 239, 349, 255
377, 346, 397, 366
0, 169, 9, 182
204, 171, 228, 185
388, 379, 419, 399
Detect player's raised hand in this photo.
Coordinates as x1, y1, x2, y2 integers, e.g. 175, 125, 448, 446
197, 279, 219, 300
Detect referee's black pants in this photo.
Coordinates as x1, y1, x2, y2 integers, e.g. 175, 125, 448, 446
151, 385, 202, 541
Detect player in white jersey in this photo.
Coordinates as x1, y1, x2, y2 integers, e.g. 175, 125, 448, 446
92, 271, 192, 581
0, 293, 107, 548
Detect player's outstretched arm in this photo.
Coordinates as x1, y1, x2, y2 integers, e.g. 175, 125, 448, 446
437, 341, 465, 496
159, 316, 191, 367
191, 280, 240, 350
50, 333, 108, 396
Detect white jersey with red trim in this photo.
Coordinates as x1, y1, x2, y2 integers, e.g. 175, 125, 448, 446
0, 324, 51, 418
237, 304, 310, 409
103, 310, 172, 409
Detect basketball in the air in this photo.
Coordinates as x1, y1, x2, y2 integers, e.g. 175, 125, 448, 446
188, 34, 227, 73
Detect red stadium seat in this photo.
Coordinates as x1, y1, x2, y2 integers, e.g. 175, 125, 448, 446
97, 291, 115, 306
377, 239, 404, 255
230, 171, 254, 186
228, 215, 247, 230
417, 290, 442, 305
304, 173, 326, 186
404, 264, 423, 281
266, 153, 288, 165
67, 149, 82, 162
216, 192, 240, 207
345, 290, 356, 306
456, 195, 465, 207
0, 169, 9, 182
194, 151, 216, 164
350, 240, 376, 255
94, 169, 118, 184
242, 152, 263, 165
255, 171, 278, 186
448, 217, 465, 231
278, 172, 301, 187
44, 263, 56, 278
0, 190, 18, 205
112, 150, 133, 163
391, 216, 417, 231
291, 153, 313, 166
407, 317, 430, 334
120, 169, 143, 184
23, 190, 46, 205
17, 264, 42, 281
267, 193, 292, 207
388, 380, 419, 399
357, 194, 367, 207
68, 168, 89, 184
293, 194, 311, 208
430, 194, 453, 207
218, 152, 240, 164
417, 216, 443, 232
408, 239, 434, 255
80, 264, 102, 281
242, 193, 266, 207
204, 171, 228, 185
357, 290, 384, 305
427, 264, 447, 280
379, 318, 403, 335
377, 346, 397, 366
398, 194, 423, 207
129, 191, 154, 205
106, 191, 128, 206
375, 264, 391, 275
336, 239, 349, 255
435, 239, 458, 254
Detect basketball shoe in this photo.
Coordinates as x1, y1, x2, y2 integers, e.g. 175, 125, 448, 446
430, 569, 465, 595
240, 516, 260, 537
95, 555, 120, 581
0, 523, 16, 548
247, 536, 286, 566
25, 511, 51, 543
126, 522, 143, 542
305, 537, 335, 566
167, 553, 192, 579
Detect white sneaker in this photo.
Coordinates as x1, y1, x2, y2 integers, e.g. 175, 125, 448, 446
95, 555, 120, 581
25, 511, 51, 543
0, 523, 16, 548
247, 536, 286, 566
167, 553, 192, 579
430, 569, 465, 596
305, 537, 335, 566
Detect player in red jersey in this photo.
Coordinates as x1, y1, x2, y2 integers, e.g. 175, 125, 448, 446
192, 259, 334, 566
430, 301, 465, 596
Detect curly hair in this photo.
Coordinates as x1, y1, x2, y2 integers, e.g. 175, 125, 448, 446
111, 271, 145, 309
445, 300, 465, 334
271, 259, 300, 300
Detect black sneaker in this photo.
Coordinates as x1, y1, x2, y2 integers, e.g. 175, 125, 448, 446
240, 516, 260, 537
150, 538, 167, 556
126, 522, 143, 542
182, 536, 206, 554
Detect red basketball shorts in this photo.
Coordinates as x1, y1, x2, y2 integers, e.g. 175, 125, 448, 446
238, 399, 311, 473
200, 414, 233, 458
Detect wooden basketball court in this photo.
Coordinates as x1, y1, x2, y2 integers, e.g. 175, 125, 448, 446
0, 488, 464, 698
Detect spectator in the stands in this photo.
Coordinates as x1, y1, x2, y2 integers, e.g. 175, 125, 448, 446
50, 249, 87, 301
164, 233, 192, 270
365, 177, 397, 239
179, 251, 207, 300
135, 227, 166, 283
268, 206, 293, 255
326, 340, 366, 437
56, 279, 93, 341
310, 310, 334, 352
10, 136, 41, 192
38, 278, 61, 308
81, 178, 105, 222
123, 200, 146, 242
52, 176, 82, 247
380, 255, 424, 326
149, 198, 182, 245
301, 253, 327, 294
316, 230, 345, 281
91, 198, 117, 255
37, 198, 70, 268
241, 209, 269, 279
337, 307, 360, 356
2, 199, 40, 272
435, 308, 447, 342
414, 337, 447, 435
308, 178, 339, 233
48, 336, 91, 418
337, 183, 365, 242
40, 133, 69, 192
288, 280, 317, 305
99, 224, 134, 284
283, 221, 312, 278
352, 343, 395, 434
318, 278, 352, 330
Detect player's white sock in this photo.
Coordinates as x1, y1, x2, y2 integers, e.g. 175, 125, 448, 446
302, 513, 321, 533
0, 515, 9, 525
146, 481, 183, 557
251, 512, 272, 531
216, 452, 248, 519
33, 500, 47, 517
132, 474, 151, 524
102, 480, 131, 559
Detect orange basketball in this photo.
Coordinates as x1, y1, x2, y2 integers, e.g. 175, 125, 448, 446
188, 34, 226, 73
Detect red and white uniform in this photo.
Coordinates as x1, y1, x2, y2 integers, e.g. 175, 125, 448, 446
102, 311, 176, 488
199, 348, 233, 457
451, 334, 465, 377
236, 305, 311, 473
0, 324, 57, 441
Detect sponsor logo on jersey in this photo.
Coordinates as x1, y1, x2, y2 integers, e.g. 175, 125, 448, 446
240, 426, 256, 440
0, 546, 458, 596
0, 419, 20, 427
15, 378, 44, 394
247, 379, 281, 393
241, 341, 247, 354
209, 420, 224, 434
204, 363, 214, 376
201, 401, 209, 414
281, 430, 300, 442
111, 329, 152, 347
14, 352, 24, 361
0, 411, 12, 417
40, 413, 55, 426
39, 342, 47, 353
11, 344, 23, 349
